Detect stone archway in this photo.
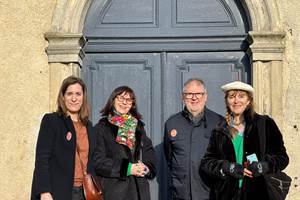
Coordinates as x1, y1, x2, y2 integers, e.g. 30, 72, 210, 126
45, 0, 285, 123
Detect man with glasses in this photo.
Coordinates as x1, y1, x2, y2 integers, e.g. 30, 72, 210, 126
164, 78, 224, 200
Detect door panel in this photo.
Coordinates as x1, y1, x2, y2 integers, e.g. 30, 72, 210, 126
84, 0, 248, 37
84, 0, 248, 53
83, 53, 162, 137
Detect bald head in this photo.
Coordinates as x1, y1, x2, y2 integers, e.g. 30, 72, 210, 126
183, 78, 206, 93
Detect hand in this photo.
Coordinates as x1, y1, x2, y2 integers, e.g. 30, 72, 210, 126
248, 161, 269, 177
40, 192, 53, 200
222, 161, 244, 179
243, 168, 253, 178
131, 161, 148, 177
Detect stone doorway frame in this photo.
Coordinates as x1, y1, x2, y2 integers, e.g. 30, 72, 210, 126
45, 0, 285, 123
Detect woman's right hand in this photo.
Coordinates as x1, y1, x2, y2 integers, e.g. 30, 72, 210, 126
41, 192, 53, 200
222, 161, 244, 179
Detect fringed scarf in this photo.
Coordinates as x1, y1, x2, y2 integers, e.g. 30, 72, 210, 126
108, 113, 138, 151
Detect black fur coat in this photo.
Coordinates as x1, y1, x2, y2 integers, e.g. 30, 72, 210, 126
200, 113, 289, 200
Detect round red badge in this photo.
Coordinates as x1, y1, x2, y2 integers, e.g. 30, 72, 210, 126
66, 131, 72, 141
170, 129, 177, 137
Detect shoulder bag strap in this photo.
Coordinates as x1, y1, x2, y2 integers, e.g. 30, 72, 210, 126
61, 116, 86, 173
76, 145, 87, 174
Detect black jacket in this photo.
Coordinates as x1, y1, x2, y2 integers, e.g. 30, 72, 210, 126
164, 107, 224, 200
31, 112, 96, 200
93, 117, 156, 200
200, 113, 289, 200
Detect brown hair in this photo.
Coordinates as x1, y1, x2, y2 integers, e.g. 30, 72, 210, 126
56, 76, 90, 125
224, 90, 255, 137
100, 86, 142, 120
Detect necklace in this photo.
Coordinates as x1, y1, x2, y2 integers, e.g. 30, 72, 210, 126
232, 120, 244, 126
230, 115, 245, 127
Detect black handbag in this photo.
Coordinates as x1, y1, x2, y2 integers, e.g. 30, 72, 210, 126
264, 171, 291, 200
258, 115, 292, 200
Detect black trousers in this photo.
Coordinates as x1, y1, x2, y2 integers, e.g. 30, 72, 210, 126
233, 188, 242, 200
72, 186, 85, 200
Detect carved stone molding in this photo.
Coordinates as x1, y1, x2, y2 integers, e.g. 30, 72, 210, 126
247, 31, 285, 61
247, 31, 286, 119
242, 0, 280, 32
50, 0, 92, 32
45, 32, 86, 66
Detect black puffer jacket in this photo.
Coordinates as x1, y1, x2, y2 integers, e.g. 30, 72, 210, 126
200, 113, 289, 200
164, 107, 224, 200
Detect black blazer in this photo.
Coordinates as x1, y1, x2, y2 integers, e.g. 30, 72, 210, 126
31, 112, 96, 200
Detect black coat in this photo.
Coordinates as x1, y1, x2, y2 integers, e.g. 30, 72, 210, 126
200, 113, 289, 200
31, 112, 96, 200
93, 117, 156, 200
164, 107, 224, 200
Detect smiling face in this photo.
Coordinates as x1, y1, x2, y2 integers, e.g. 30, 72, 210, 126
182, 80, 207, 117
113, 92, 133, 115
226, 90, 250, 116
63, 83, 84, 115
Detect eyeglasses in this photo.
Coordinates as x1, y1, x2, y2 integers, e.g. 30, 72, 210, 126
183, 92, 206, 99
116, 95, 134, 104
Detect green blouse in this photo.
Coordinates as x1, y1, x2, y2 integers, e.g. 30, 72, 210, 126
232, 132, 244, 188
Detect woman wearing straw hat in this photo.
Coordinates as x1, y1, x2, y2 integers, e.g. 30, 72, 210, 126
200, 81, 289, 200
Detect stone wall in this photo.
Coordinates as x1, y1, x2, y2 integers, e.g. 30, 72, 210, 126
279, 0, 300, 198
0, 1, 55, 199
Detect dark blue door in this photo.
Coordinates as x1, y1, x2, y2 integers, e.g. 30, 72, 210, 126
83, 1, 250, 199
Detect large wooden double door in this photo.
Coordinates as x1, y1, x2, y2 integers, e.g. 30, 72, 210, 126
83, 0, 250, 199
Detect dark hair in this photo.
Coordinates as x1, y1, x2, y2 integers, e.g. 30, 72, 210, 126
56, 76, 90, 124
224, 90, 255, 136
100, 86, 142, 120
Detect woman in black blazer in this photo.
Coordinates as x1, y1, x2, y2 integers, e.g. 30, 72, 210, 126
31, 76, 96, 200
94, 86, 156, 200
